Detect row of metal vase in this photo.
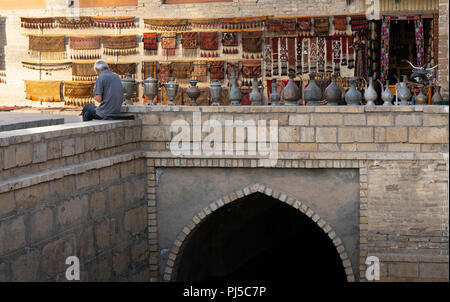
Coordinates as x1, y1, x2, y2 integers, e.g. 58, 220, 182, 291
132, 70, 444, 106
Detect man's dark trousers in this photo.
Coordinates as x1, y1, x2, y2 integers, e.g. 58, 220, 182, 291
82, 104, 103, 121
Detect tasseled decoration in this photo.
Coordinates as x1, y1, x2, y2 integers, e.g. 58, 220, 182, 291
341, 35, 348, 66
309, 37, 318, 73
181, 32, 198, 57
317, 37, 326, 73
21, 17, 54, 29
279, 37, 288, 76
264, 39, 272, 78
348, 34, 355, 69
296, 35, 303, 75
92, 17, 136, 29
71, 49, 101, 60
332, 35, 342, 76
272, 38, 279, 76
302, 38, 310, 74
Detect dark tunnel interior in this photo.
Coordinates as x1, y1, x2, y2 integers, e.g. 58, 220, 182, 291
176, 192, 347, 282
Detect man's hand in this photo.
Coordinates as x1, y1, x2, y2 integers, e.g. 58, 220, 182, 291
94, 94, 102, 105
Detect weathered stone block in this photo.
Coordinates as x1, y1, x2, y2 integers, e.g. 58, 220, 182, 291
56, 195, 88, 227
374, 127, 408, 143
80, 227, 95, 260
316, 127, 337, 143
91, 258, 111, 282
32, 143, 47, 164
15, 143, 33, 167
41, 233, 77, 275
132, 240, 148, 263
310, 114, 343, 126
11, 250, 40, 282
108, 184, 123, 212
47, 141, 62, 160
419, 263, 449, 279
30, 207, 53, 242
15, 182, 49, 209
113, 247, 131, 274
395, 114, 423, 126
90, 191, 105, 217
0, 216, 26, 255
76, 170, 100, 190
95, 218, 117, 250
344, 114, 366, 126
0, 191, 15, 216
389, 263, 419, 278
121, 161, 135, 178
62, 138, 75, 157
124, 206, 146, 235
423, 114, 449, 126
142, 126, 171, 141
409, 127, 449, 143
367, 115, 394, 126
338, 128, 373, 143
49, 176, 75, 197
289, 114, 310, 126
299, 127, 315, 143
100, 165, 120, 183
278, 127, 299, 142
3, 145, 16, 169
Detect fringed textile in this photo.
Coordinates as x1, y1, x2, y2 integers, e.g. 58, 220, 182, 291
190, 19, 220, 30
309, 37, 318, 73
242, 31, 263, 59
69, 36, 101, 60
296, 35, 303, 75
72, 62, 98, 81
380, 16, 390, 82
341, 36, 347, 66
282, 19, 297, 36
222, 32, 239, 55
279, 37, 288, 76
142, 61, 157, 79
326, 37, 333, 73
56, 17, 91, 29
159, 63, 172, 83
173, 62, 192, 84
63, 81, 95, 106
92, 16, 135, 29
288, 37, 296, 74
144, 19, 189, 31
22, 61, 71, 71
143, 33, 158, 56
414, 15, 424, 67
209, 61, 225, 80
109, 63, 137, 79
102, 35, 137, 56
267, 18, 282, 34
242, 60, 261, 84
272, 38, 279, 76
181, 32, 198, 57
199, 32, 219, 58
25, 80, 62, 102
21, 17, 54, 29
221, 16, 266, 30
264, 39, 272, 77
161, 33, 177, 57
28, 35, 66, 60
317, 37, 325, 73
333, 16, 347, 33
226, 62, 241, 81
297, 18, 312, 34
302, 38, 310, 74
332, 35, 341, 75
354, 36, 368, 80
351, 16, 369, 33
348, 35, 355, 69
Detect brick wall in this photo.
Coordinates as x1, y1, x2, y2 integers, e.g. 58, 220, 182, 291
0, 120, 149, 281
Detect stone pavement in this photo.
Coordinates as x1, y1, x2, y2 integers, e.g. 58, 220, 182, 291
0, 112, 82, 132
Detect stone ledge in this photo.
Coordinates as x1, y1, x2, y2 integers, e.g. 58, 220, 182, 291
123, 105, 450, 114
0, 150, 146, 194
371, 253, 449, 263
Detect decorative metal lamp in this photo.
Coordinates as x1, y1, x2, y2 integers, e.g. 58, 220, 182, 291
164, 76, 179, 106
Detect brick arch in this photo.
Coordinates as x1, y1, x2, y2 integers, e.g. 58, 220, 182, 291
162, 183, 356, 282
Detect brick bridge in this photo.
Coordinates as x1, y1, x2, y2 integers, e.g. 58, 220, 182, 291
0, 106, 448, 282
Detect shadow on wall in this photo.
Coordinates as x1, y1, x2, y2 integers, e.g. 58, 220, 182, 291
0, 16, 6, 72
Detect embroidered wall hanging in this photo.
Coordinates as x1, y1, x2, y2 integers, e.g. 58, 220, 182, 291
190, 19, 220, 30
22, 61, 72, 72
264, 39, 272, 77
302, 38, 310, 74
69, 36, 101, 60
226, 61, 241, 81
341, 35, 348, 66
267, 18, 282, 34
159, 63, 172, 83
309, 37, 318, 73
56, 17, 91, 29
142, 61, 157, 80
414, 15, 424, 67
63, 81, 95, 107
144, 19, 189, 31
279, 37, 288, 76
317, 37, 325, 73
282, 19, 297, 36
348, 35, 355, 69
199, 32, 219, 58
380, 16, 390, 82
332, 35, 341, 75
161, 33, 177, 57
221, 17, 266, 30
102, 35, 137, 56
326, 37, 333, 73
333, 16, 347, 33
21, 17, 54, 29
242, 60, 261, 83
209, 61, 225, 80
351, 16, 369, 33
143, 33, 158, 56
28, 35, 66, 60
288, 37, 296, 74
181, 32, 198, 57
222, 32, 239, 55
25, 80, 62, 102
355, 37, 368, 80
296, 35, 303, 75
314, 18, 330, 36
242, 31, 263, 59
72, 62, 98, 81
192, 61, 207, 82
109, 63, 137, 79
92, 16, 135, 28
161, 87, 183, 105
272, 38, 279, 76
173, 62, 192, 84
297, 18, 312, 34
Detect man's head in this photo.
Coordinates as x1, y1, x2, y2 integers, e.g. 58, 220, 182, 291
94, 60, 109, 75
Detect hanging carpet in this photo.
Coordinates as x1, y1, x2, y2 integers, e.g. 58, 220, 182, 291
297, 17, 312, 34
159, 63, 172, 83
181, 32, 198, 57
142, 61, 158, 80
282, 19, 298, 36
209, 61, 225, 80
351, 16, 369, 33
28, 35, 66, 60
92, 16, 135, 28
199, 32, 219, 58
144, 19, 189, 31
242, 31, 263, 59
172, 62, 192, 84
221, 17, 266, 30
56, 17, 91, 29
222, 32, 239, 55
161, 32, 177, 57
69, 36, 101, 60
242, 60, 262, 84
72, 62, 98, 81
63, 81, 95, 106
333, 16, 347, 33
143, 33, 158, 56
267, 18, 282, 34
190, 19, 220, 30
25, 80, 62, 102
102, 35, 137, 56
109, 63, 137, 79
314, 18, 330, 36
22, 61, 71, 71
21, 17, 54, 29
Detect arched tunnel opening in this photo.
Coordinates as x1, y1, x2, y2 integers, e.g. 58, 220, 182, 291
176, 192, 347, 282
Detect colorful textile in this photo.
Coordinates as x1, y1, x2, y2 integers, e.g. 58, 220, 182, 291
242, 60, 261, 79
181, 32, 198, 57
144, 18, 189, 31
222, 32, 239, 55
56, 17, 91, 29
242, 32, 263, 59
348, 35, 355, 69
280, 37, 288, 76
354, 37, 368, 80
159, 63, 172, 83
380, 16, 390, 82
267, 18, 282, 34
296, 35, 303, 75
63, 81, 95, 106
28, 35, 66, 60
264, 39, 272, 77
282, 19, 297, 36
221, 16, 266, 30
414, 15, 424, 67
209, 61, 225, 80
332, 35, 341, 75
333, 16, 347, 32
326, 37, 333, 73
341, 35, 347, 66
25, 80, 62, 102
190, 19, 220, 29
69, 36, 101, 60
72, 62, 97, 81
102, 35, 137, 56
143, 33, 158, 55
192, 61, 207, 82
226, 62, 241, 80
317, 37, 325, 73
173, 62, 191, 83
109, 63, 137, 78
161, 33, 177, 57
288, 37, 296, 74
21, 17, 54, 29
272, 38, 279, 76
22, 61, 71, 71
314, 18, 330, 36
91, 16, 135, 28
302, 38, 310, 74
142, 61, 157, 79
297, 18, 312, 33
310, 37, 318, 73
351, 16, 369, 33
199, 32, 219, 57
